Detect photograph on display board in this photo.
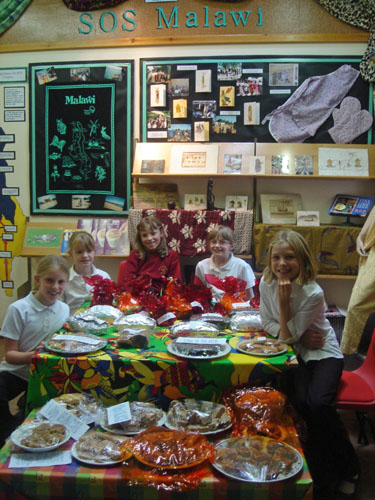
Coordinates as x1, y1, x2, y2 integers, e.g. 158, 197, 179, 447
140, 56, 372, 144
30, 60, 133, 215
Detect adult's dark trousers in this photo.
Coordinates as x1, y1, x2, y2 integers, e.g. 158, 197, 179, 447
0, 371, 28, 448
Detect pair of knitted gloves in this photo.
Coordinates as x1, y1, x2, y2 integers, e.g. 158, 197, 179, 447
329, 96, 373, 143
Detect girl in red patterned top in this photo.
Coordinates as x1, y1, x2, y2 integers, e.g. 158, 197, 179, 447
118, 215, 182, 290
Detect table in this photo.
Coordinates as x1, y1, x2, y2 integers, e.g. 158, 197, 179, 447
0, 413, 313, 500
27, 329, 296, 412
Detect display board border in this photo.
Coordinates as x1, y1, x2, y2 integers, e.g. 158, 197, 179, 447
140, 56, 373, 145
29, 60, 134, 216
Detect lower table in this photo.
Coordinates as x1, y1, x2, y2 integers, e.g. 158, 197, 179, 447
0, 418, 313, 500
27, 329, 296, 411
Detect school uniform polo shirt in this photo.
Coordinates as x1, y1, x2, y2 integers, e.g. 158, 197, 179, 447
0, 292, 69, 380
64, 265, 110, 315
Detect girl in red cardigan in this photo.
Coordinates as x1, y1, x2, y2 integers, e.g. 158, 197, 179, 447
118, 215, 182, 290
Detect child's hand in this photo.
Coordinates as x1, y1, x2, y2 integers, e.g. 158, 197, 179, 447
277, 277, 292, 304
300, 329, 325, 349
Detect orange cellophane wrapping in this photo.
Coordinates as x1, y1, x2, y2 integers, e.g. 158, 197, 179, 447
126, 426, 213, 469
116, 292, 141, 314
222, 386, 301, 449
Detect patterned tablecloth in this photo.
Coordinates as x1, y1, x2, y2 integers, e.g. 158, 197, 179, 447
27, 328, 296, 412
253, 223, 361, 275
128, 209, 253, 256
0, 411, 313, 500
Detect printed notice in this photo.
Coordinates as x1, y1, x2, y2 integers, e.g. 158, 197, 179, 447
2, 188, 19, 196
38, 399, 90, 439
107, 402, 131, 425
0, 68, 27, 83
176, 337, 227, 345
4, 87, 25, 108
4, 110, 25, 122
9, 451, 72, 468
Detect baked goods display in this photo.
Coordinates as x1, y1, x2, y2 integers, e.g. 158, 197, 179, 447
166, 399, 232, 434
45, 332, 107, 355
101, 402, 166, 435
11, 422, 70, 452
170, 320, 219, 338
191, 313, 230, 331
236, 337, 288, 357
129, 426, 213, 469
213, 435, 303, 482
71, 431, 131, 465
230, 311, 263, 332
51, 393, 104, 423
117, 328, 150, 349
167, 339, 231, 359
223, 386, 289, 440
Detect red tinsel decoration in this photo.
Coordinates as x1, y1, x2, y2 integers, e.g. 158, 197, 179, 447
84, 275, 117, 306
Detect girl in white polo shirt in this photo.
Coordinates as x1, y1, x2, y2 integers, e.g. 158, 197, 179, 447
0, 254, 70, 448
193, 225, 255, 301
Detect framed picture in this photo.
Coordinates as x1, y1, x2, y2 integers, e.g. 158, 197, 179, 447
260, 193, 302, 224
297, 211, 320, 226
184, 194, 207, 210
29, 60, 134, 215
225, 196, 248, 211
318, 147, 369, 176
194, 121, 210, 142
132, 142, 170, 174
169, 144, 218, 174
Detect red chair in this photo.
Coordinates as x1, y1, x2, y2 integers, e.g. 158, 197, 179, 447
336, 326, 375, 445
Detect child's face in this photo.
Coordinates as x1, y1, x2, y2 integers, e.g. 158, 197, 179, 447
139, 226, 163, 252
34, 267, 67, 306
271, 242, 300, 282
70, 244, 95, 275
209, 236, 233, 260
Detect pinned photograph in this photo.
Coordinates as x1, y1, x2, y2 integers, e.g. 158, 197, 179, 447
212, 116, 237, 135
219, 86, 235, 107
194, 121, 210, 142
104, 65, 124, 81
147, 110, 171, 129
150, 84, 166, 107
169, 78, 189, 97
167, 124, 192, 142
192, 100, 217, 119
72, 195, 91, 209
244, 102, 260, 125
70, 67, 91, 82
36, 67, 57, 85
37, 194, 58, 209
195, 69, 212, 92
173, 99, 188, 118
146, 65, 171, 84
269, 63, 299, 86
217, 62, 242, 80
104, 195, 125, 211
236, 77, 263, 96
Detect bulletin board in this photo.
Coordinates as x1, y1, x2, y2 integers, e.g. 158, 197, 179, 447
29, 60, 134, 215
140, 56, 372, 145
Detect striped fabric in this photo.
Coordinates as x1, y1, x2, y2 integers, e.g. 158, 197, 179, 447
0, 0, 31, 35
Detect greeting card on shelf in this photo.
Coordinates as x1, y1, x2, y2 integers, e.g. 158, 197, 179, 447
260, 193, 302, 224
297, 211, 320, 227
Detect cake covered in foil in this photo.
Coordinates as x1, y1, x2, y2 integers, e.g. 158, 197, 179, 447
67, 313, 110, 335
170, 320, 219, 338
113, 313, 156, 332
191, 313, 230, 331
87, 305, 124, 323
230, 311, 263, 332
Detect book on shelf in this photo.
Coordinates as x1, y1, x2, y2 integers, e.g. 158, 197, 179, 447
328, 194, 374, 217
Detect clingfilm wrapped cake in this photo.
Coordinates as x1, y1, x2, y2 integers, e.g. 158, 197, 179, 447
170, 320, 219, 338
230, 311, 263, 332
113, 313, 156, 332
